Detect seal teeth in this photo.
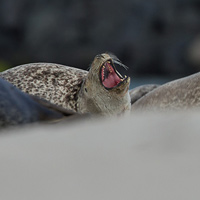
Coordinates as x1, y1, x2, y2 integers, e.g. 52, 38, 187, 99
102, 65, 105, 81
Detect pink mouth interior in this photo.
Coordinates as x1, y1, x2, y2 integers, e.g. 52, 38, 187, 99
101, 62, 122, 89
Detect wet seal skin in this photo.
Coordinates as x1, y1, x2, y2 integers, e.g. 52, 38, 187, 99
0, 53, 131, 116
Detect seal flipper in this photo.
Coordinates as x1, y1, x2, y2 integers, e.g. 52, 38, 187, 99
129, 84, 159, 105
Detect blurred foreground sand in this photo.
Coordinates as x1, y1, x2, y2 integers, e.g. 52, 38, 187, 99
0, 111, 200, 200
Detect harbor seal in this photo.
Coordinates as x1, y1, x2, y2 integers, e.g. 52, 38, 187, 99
0, 53, 131, 116
132, 72, 200, 111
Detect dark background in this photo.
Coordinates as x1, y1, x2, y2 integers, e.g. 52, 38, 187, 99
1, 0, 200, 79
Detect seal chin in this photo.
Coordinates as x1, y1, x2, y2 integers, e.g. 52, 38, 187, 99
99, 59, 128, 90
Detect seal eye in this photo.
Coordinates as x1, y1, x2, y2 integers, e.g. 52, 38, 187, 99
100, 60, 127, 89
85, 88, 87, 92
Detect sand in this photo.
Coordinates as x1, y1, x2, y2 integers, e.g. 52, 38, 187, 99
0, 111, 200, 200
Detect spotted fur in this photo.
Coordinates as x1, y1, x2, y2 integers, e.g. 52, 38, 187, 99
0, 63, 88, 112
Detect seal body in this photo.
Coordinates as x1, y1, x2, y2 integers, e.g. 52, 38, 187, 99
0, 53, 131, 116
0, 63, 88, 112
132, 72, 200, 111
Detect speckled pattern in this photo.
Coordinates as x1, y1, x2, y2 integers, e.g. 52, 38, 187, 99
0, 63, 88, 112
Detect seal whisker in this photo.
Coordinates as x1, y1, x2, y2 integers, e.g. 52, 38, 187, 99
113, 60, 129, 70
86, 65, 91, 71
107, 52, 129, 70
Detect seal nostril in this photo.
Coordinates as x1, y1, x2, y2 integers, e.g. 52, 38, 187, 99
85, 88, 87, 92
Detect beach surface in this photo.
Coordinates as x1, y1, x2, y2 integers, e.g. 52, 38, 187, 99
0, 111, 200, 200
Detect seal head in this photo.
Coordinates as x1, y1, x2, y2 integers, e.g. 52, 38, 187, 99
77, 53, 131, 116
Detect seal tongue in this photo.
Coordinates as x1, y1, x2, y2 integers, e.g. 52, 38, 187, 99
102, 62, 122, 88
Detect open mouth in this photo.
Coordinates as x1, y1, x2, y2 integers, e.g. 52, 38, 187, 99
100, 60, 128, 89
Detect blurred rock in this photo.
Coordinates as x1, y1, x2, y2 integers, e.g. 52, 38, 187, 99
0, 0, 200, 76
